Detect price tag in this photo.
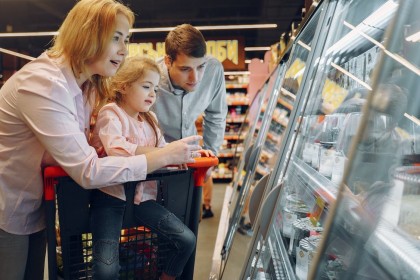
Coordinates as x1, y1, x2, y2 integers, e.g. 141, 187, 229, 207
302, 143, 312, 163
311, 143, 320, 169
319, 148, 335, 177
282, 210, 297, 237
331, 155, 347, 185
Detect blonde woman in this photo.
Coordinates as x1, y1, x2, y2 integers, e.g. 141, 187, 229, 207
0, 1, 201, 279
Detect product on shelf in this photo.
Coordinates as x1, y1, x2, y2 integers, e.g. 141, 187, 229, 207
282, 194, 310, 238
321, 79, 349, 114
288, 217, 323, 257
392, 166, 420, 237
296, 235, 322, 280
218, 75, 250, 181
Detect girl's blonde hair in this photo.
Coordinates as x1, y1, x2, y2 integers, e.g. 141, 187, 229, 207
48, 0, 135, 111
111, 55, 162, 146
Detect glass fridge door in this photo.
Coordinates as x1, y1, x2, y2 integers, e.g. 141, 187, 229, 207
249, 0, 408, 279
311, 0, 420, 279
240, 1, 330, 278
221, 63, 287, 277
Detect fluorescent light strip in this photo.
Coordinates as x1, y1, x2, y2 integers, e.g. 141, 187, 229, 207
326, 0, 397, 55
330, 62, 372, 91
0, 23, 277, 37
0, 48, 35, 61
224, 71, 250, 75
406, 31, 420, 42
245, 59, 264, 64
359, 0, 397, 26
404, 113, 420, 126
244, 47, 271, 51
0, 31, 58, 37
132, 23, 277, 33
297, 40, 311, 51
343, 21, 420, 77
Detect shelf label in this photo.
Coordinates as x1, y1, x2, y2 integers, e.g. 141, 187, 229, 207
302, 143, 313, 163
319, 148, 336, 178
311, 143, 320, 169
331, 155, 347, 185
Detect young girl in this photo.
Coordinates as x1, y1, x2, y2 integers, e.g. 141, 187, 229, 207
90, 56, 198, 280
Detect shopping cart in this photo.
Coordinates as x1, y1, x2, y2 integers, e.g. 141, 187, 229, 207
44, 156, 218, 280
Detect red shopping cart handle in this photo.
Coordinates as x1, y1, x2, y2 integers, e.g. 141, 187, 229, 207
43, 166, 68, 201
43, 155, 218, 195
187, 156, 219, 187
44, 165, 68, 179
187, 156, 219, 169
43, 156, 219, 179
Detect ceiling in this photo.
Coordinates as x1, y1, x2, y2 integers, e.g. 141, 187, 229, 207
0, 0, 306, 60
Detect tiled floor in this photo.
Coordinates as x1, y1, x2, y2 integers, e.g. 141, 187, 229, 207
194, 183, 253, 280
194, 182, 227, 279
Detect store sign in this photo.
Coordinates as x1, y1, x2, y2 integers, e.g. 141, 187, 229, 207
128, 38, 245, 70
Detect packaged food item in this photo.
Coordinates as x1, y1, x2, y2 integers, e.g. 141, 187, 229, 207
393, 166, 420, 237
288, 217, 323, 257
282, 194, 309, 237
295, 235, 322, 280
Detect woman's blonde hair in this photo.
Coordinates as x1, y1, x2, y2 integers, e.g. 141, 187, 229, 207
111, 55, 162, 146
48, 0, 135, 111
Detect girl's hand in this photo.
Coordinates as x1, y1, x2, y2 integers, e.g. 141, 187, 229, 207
163, 135, 202, 165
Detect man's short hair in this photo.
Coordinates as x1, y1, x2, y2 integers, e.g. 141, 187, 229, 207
165, 24, 206, 61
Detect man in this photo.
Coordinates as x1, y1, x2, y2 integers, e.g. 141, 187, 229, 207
154, 24, 227, 219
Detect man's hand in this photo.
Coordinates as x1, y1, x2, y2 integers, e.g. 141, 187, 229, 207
198, 149, 215, 157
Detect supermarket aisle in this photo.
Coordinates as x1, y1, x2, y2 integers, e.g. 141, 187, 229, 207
194, 182, 227, 279
194, 182, 251, 280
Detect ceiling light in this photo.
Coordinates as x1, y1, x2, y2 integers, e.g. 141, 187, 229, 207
326, 0, 397, 55
0, 47, 35, 60
131, 23, 277, 32
0, 23, 277, 38
245, 59, 264, 64
0, 31, 58, 37
244, 47, 271, 51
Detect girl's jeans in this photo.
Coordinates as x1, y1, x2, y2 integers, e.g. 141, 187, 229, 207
90, 189, 196, 279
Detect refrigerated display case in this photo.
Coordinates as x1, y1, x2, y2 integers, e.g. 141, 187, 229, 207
219, 63, 287, 279
214, 2, 325, 279
241, 0, 420, 279
310, 0, 420, 278
210, 67, 279, 280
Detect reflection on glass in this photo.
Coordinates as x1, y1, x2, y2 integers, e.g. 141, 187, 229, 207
313, 0, 420, 279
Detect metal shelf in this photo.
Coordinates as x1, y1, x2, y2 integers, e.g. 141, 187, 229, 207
291, 156, 338, 205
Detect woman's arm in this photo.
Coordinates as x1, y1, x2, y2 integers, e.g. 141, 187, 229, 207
18, 71, 200, 188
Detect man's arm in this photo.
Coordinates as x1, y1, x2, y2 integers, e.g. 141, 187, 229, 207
202, 61, 228, 154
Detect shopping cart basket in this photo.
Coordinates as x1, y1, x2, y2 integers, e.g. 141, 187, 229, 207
44, 156, 218, 280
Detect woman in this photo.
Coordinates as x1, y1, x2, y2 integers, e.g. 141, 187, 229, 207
0, 1, 201, 279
